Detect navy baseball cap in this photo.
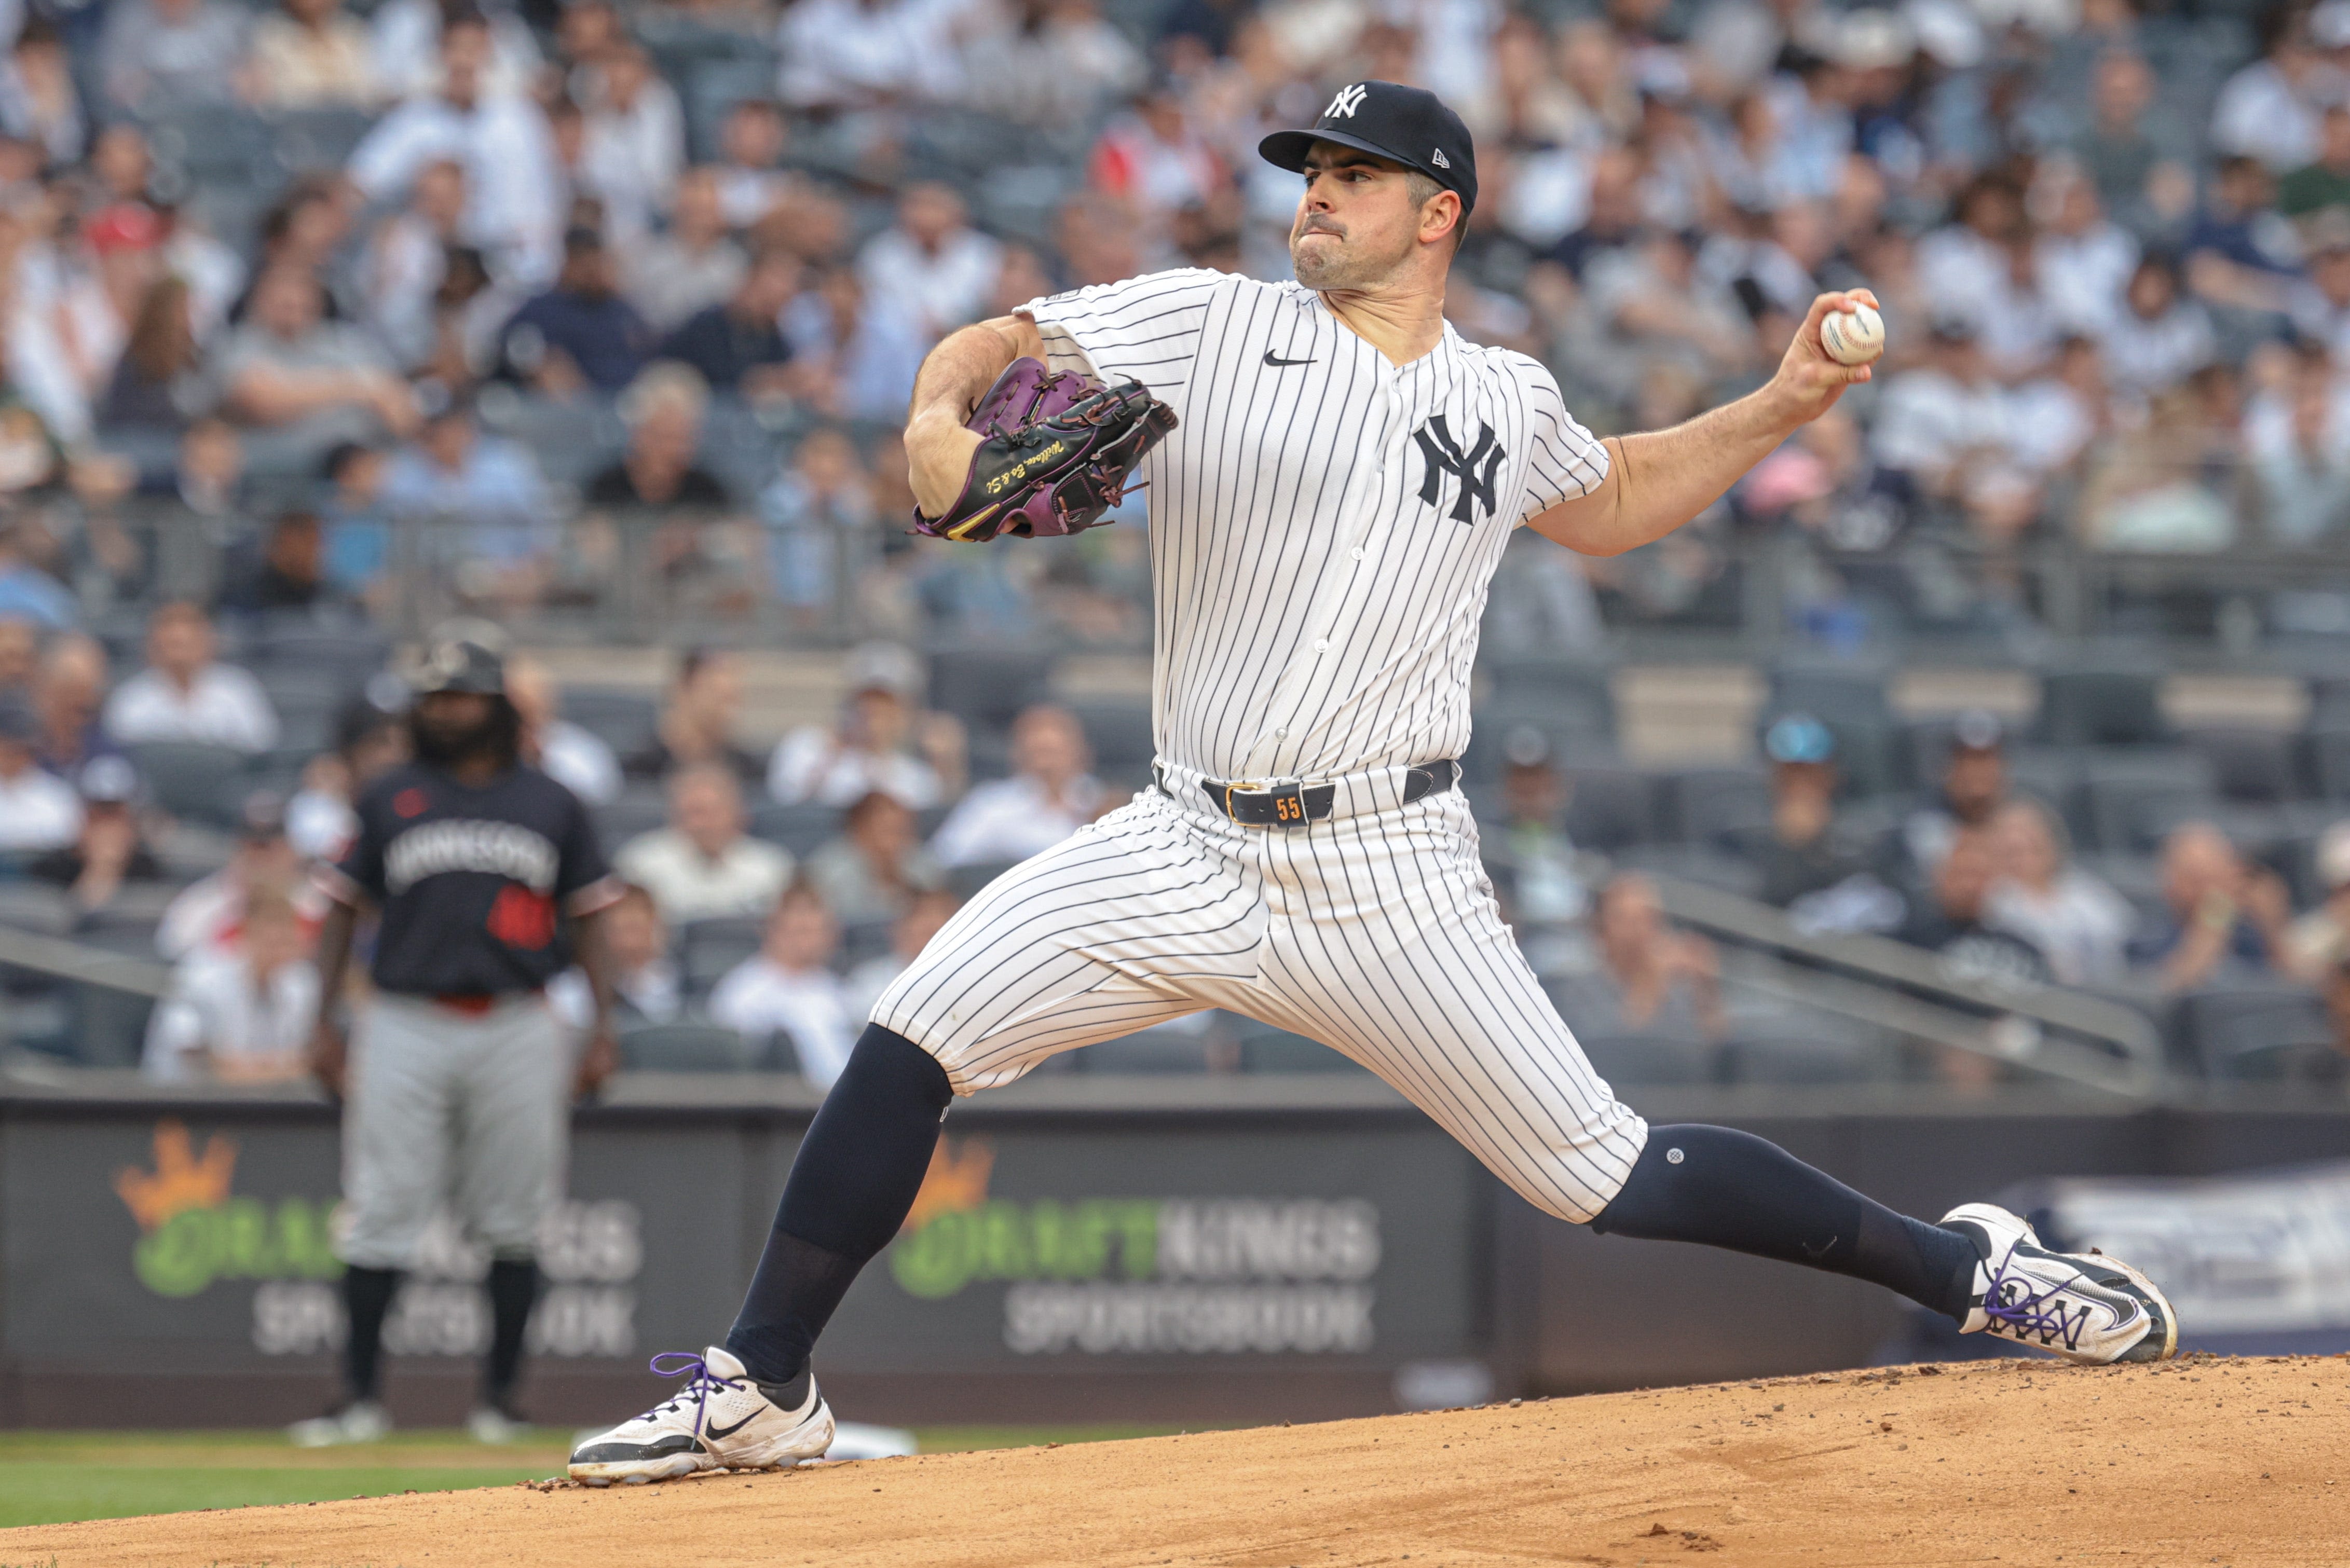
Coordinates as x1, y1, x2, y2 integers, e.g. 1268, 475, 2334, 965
409, 638, 506, 697
1259, 80, 1479, 216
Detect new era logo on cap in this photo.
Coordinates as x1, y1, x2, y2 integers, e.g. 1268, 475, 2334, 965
1260, 80, 1479, 216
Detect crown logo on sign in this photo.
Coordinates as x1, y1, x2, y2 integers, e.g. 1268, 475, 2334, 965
901, 1137, 995, 1230
1325, 83, 1368, 119
1431, 148, 1451, 169
114, 1120, 238, 1232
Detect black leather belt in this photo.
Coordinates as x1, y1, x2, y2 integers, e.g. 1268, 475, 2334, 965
1160, 759, 1460, 828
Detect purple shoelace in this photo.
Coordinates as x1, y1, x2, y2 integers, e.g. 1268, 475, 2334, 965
1980, 1255, 2093, 1352
642, 1352, 745, 1435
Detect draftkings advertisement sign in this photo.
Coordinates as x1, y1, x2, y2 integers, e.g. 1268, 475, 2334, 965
1, 1107, 1485, 1388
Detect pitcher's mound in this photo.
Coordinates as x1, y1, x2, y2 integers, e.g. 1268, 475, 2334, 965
11, 1354, 2346, 1567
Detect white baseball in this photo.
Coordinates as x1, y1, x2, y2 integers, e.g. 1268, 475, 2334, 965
1820, 301, 1885, 366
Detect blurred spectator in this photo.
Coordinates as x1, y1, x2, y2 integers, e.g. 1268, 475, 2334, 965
0, 21, 84, 168
215, 266, 420, 468
624, 168, 746, 334
217, 510, 341, 616
842, 885, 957, 1022
29, 755, 164, 916
101, 0, 248, 111
2182, 156, 2301, 316
2100, 256, 2217, 400
346, 11, 561, 286
1983, 797, 2133, 986
707, 882, 854, 1088
624, 647, 762, 782
858, 183, 1001, 339
1490, 726, 1587, 926
1885, 710, 2009, 901
2211, 6, 2335, 171
0, 696, 80, 857
768, 640, 954, 809
963, 0, 1144, 130
2284, 820, 2350, 1052
1894, 827, 2053, 987
784, 264, 925, 423
498, 227, 655, 394
505, 655, 620, 807
381, 398, 553, 577
2128, 821, 2293, 992
759, 426, 874, 628
1547, 873, 1725, 1048
660, 247, 799, 397
242, 0, 379, 109
141, 884, 318, 1083
102, 600, 279, 753
1870, 319, 2012, 496
0, 524, 74, 629
30, 633, 120, 778
370, 0, 541, 103
363, 157, 471, 368
99, 274, 208, 435
776, 0, 959, 113
1750, 713, 1869, 911
158, 790, 309, 958
168, 418, 251, 524
712, 99, 796, 230
931, 703, 1102, 868
285, 700, 406, 860
586, 362, 731, 509
2253, 338, 2350, 544
2071, 50, 2191, 238
549, 881, 679, 1027
0, 618, 35, 696
2034, 162, 2139, 339
318, 442, 394, 601
2283, 102, 2350, 219
581, 43, 685, 245
804, 788, 946, 925
614, 761, 791, 923
1088, 83, 1226, 222
2080, 391, 2239, 553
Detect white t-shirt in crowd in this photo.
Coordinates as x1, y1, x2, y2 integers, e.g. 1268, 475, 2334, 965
142, 951, 319, 1082
540, 719, 621, 807
547, 959, 682, 1029
0, 764, 81, 851
767, 726, 944, 809
613, 829, 794, 924
930, 774, 1106, 868
103, 665, 281, 753
707, 956, 855, 1089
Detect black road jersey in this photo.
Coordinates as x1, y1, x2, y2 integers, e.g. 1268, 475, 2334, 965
320, 762, 620, 996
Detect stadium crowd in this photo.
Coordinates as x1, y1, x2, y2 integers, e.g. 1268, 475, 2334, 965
2, 0, 2350, 1086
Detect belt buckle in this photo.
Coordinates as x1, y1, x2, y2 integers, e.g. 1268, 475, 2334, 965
1225, 777, 1311, 828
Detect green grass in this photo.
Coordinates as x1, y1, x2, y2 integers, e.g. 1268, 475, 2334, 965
0, 1425, 1188, 1530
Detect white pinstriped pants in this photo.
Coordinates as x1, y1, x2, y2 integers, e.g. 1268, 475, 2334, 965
872, 781, 1650, 1223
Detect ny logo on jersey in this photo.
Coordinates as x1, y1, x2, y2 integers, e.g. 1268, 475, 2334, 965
1413, 416, 1506, 524
1325, 83, 1368, 119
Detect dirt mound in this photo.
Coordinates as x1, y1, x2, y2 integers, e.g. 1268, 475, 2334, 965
12, 1355, 2345, 1567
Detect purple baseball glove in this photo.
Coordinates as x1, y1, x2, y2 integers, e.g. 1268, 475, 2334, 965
912, 357, 1177, 542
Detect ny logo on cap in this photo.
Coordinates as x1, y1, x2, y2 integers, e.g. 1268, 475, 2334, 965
1325, 83, 1368, 119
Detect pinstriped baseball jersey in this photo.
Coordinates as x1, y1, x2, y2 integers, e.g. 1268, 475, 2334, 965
873, 267, 1649, 1225
1019, 268, 1608, 783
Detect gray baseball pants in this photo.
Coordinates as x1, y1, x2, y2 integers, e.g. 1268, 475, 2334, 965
339, 992, 568, 1271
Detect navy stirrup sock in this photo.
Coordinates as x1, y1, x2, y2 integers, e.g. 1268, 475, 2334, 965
725, 1024, 954, 1386
1590, 1124, 1979, 1324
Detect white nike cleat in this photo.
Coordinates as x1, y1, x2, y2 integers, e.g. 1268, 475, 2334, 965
567, 1346, 835, 1486
286, 1399, 391, 1448
1942, 1202, 2179, 1365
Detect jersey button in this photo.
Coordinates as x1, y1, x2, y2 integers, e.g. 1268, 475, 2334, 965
1314, 639, 1330, 652
1275, 727, 1288, 739
1350, 548, 1365, 560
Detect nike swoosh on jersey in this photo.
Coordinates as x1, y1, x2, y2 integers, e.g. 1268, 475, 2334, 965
1263, 350, 1315, 367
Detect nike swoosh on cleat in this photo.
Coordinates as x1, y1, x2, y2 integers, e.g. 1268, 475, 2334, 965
1263, 350, 1315, 367
705, 1412, 760, 1440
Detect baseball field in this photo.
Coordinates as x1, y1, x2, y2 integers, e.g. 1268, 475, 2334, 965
3, 1354, 2341, 1567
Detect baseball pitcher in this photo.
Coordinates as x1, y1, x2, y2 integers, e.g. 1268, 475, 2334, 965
569, 82, 2175, 1484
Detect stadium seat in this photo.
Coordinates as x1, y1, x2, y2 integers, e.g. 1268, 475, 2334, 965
1061, 696, 1155, 781
249, 625, 390, 684
1655, 766, 1770, 849
127, 742, 251, 830
925, 647, 1052, 740
750, 801, 842, 857
617, 1020, 760, 1072
65, 983, 155, 1069
1481, 656, 1617, 735
679, 917, 765, 1001
1560, 765, 1656, 851
2170, 984, 2343, 1082
2075, 751, 2219, 854
593, 789, 671, 849
564, 689, 661, 759
1766, 659, 1894, 728
2187, 727, 2300, 805
2033, 668, 2172, 748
